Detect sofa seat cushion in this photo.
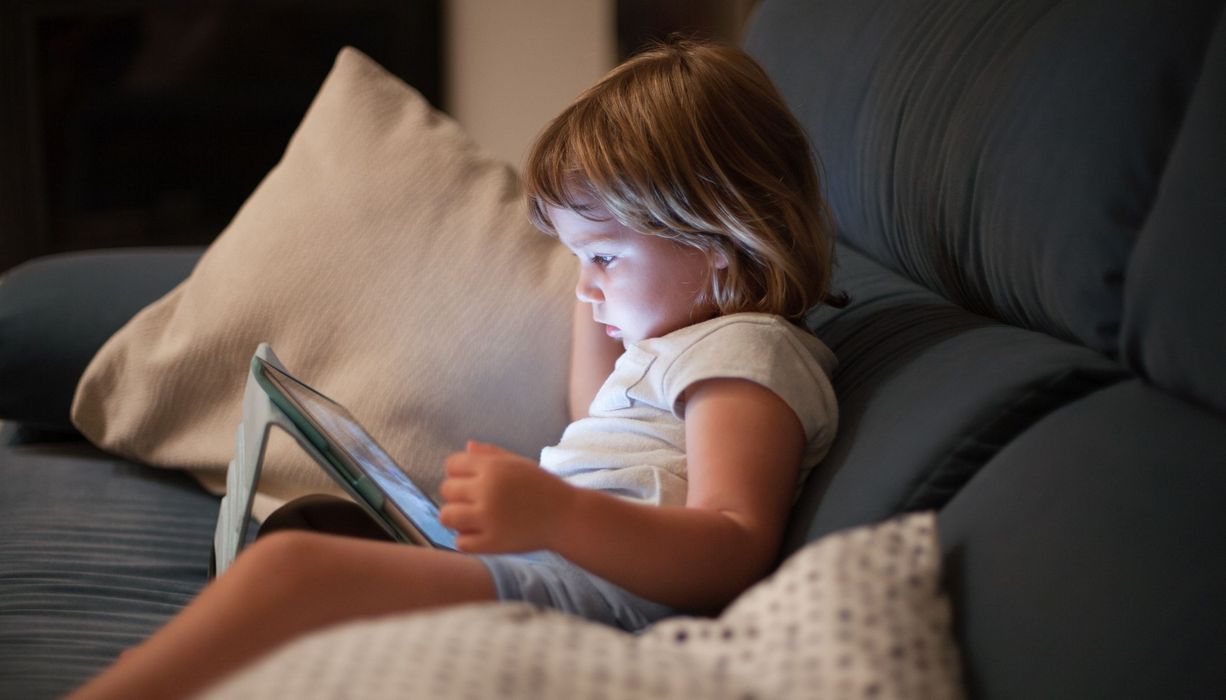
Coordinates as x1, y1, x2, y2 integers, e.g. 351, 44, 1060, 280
0, 444, 224, 700
938, 380, 1226, 698
788, 245, 1126, 550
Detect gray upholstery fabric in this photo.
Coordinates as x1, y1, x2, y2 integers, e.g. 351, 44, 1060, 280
750, 0, 1226, 695
938, 380, 1226, 699
0, 247, 204, 431
786, 245, 1125, 551
3, 0, 1225, 696
0, 443, 223, 700
1121, 7, 1226, 414
745, 0, 1223, 354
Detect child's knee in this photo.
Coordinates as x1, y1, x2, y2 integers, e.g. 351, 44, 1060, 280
248, 528, 316, 558
232, 530, 331, 591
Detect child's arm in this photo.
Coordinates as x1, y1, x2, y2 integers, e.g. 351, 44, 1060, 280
568, 300, 624, 421
439, 376, 805, 612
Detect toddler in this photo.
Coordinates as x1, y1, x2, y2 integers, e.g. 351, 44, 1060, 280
70, 36, 843, 700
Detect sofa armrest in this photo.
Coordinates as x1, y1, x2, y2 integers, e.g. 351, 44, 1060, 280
0, 247, 204, 431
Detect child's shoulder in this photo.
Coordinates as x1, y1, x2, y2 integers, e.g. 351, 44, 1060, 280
640, 312, 837, 375
630, 313, 838, 432
654, 312, 793, 343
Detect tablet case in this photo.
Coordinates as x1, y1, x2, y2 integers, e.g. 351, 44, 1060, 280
208, 343, 394, 578
211, 343, 337, 576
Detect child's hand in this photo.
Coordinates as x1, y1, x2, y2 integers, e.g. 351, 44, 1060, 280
438, 441, 577, 553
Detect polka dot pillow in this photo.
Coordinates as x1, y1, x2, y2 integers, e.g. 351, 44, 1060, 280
202, 512, 964, 699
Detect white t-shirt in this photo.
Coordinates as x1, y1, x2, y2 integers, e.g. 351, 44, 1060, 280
540, 313, 838, 507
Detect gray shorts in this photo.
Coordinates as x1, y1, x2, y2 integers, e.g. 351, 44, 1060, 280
477, 550, 676, 632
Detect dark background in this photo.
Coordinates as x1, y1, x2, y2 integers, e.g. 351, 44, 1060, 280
0, 0, 753, 274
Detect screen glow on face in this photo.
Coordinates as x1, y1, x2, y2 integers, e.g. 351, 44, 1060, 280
550, 203, 719, 344
263, 362, 457, 549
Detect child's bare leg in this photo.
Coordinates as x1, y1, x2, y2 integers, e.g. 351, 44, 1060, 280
68, 530, 497, 700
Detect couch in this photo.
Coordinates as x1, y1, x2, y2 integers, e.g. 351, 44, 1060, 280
3, 0, 1224, 697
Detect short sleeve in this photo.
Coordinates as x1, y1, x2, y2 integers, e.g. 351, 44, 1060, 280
656, 316, 837, 447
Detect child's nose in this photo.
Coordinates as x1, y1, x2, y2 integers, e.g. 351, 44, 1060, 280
575, 269, 602, 303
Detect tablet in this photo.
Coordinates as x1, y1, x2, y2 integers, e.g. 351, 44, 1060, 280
251, 355, 457, 550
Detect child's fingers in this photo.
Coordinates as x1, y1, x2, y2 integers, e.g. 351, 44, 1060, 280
444, 452, 478, 477
438, 477, 471, 504
438, 503, 482, 533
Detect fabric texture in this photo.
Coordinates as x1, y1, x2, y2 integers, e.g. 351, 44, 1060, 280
938, 380, 1226, 698
0, 443, 223, 700
1120, 5, 1226, 414
785, 245, 1125, 550
745, 0, 1224, 355
69, 47, 576, 518
0, 248, 202, 431
541, 313, 838, 507
202, 512, 963, 700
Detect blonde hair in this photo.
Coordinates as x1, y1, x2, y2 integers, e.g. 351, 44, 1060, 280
524, 37, 845, 323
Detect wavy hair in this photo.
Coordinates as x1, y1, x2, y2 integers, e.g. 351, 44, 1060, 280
523, 37, 845, 322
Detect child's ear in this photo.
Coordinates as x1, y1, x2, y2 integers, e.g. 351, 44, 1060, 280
711, 250, 730, 270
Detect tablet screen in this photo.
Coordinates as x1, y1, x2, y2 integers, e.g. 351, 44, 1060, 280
257, 359, 457, 549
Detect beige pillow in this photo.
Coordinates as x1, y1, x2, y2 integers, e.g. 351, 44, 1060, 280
201, 512, 964, 699
71, 47, 576, 518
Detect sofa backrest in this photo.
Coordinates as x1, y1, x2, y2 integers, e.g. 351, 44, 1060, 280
747, 0, 1224, 398
745, 0, 1226, 541
746, 1, 1226, 697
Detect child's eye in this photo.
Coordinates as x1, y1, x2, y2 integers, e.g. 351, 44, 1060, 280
590, 254, 616, 267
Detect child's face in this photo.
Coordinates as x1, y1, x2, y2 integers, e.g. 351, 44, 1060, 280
550, 203, 720, 345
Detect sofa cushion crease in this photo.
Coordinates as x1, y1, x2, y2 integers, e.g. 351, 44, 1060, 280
785, 245, 1128, 550
748, 0, 1225, 354
1, 0, 1225, 697
1120, 3, 1226, 414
